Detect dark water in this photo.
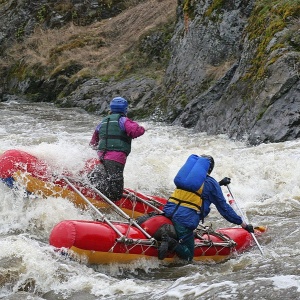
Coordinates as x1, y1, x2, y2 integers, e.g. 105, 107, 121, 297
0, 101, 299, 299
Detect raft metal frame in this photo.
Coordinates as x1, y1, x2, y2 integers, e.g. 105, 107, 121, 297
62, 176, 157, 246
61, 176, 238, 250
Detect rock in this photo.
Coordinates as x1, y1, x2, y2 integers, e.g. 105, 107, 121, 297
56, 77, 159, 117
0, 0, 299, 145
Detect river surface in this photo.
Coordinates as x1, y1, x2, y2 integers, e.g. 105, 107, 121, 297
0, 101, 299, 300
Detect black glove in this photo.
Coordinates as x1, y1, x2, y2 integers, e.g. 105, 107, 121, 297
219, 177, 231, 186
244, 224, 254, 233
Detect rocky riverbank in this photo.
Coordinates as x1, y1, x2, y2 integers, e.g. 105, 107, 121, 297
0, 0, 299, 145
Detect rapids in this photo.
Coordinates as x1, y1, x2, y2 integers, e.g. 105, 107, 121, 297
0, 101, 299, 300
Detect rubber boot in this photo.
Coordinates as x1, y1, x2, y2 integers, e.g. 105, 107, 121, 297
167, 237, 178, 252
158, 233, 169, 260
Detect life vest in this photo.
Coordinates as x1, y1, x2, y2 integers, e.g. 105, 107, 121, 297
169, 154, 210, 212
98, 114, 132, 155
168, 185, 204, 211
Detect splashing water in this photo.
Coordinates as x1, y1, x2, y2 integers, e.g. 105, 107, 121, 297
0, 101, 299, 299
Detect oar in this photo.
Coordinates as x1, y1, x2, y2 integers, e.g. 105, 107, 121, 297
226, 184, 265, 256
61, 176, 127, 238
123, 188, 164, 213
62, 176, 154, 240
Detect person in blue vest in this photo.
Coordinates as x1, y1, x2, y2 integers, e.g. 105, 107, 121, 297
88, 97, 145, 201
158, 154, 254, 261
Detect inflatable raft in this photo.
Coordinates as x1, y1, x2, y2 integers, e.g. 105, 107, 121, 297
0, 149, 167, 217
49, 214, 265, 264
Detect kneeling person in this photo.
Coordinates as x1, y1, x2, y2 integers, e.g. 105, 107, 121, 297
160, 154, 254, 261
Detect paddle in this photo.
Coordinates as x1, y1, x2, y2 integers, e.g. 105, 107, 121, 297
62, 176, 154, 241
61, 176, 125, 238
226, 184, 265, 256
123, 188, 164, 213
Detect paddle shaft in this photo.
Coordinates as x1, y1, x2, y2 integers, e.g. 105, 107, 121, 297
87, 183, 153, 239
123, 188, 163, 214
62, 176, 153, 239
62, 176, 124, 238
226, 185, 265, 256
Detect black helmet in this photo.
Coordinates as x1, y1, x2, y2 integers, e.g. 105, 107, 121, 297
201, 155, 215, 174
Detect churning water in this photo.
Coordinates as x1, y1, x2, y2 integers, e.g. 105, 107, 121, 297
0, 101, 299, 300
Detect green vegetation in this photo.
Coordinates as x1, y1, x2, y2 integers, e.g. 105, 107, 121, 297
37, 5, 47, 22
257, 106, 268, 121
204, 0, 225, 18
245, 0, 300, 80
183, 0, 196, 19
116, 20, 174, 81
182, 0, 196, 32
15, 26, 25, 40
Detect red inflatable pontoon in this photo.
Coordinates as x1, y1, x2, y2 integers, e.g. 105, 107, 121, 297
49, 214, 265, 264
0, 149, 167, 217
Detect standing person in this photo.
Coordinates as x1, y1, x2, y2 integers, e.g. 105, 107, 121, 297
88, 97, 145, 201
158, 154, 254, 261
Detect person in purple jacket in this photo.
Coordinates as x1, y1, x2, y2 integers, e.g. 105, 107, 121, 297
88, 97, 145, 201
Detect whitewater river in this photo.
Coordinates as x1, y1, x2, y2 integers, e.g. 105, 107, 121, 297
0, 100, 299, 300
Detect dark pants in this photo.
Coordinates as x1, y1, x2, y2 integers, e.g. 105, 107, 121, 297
172, 222, 195, 261
87, 160, 124, 201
